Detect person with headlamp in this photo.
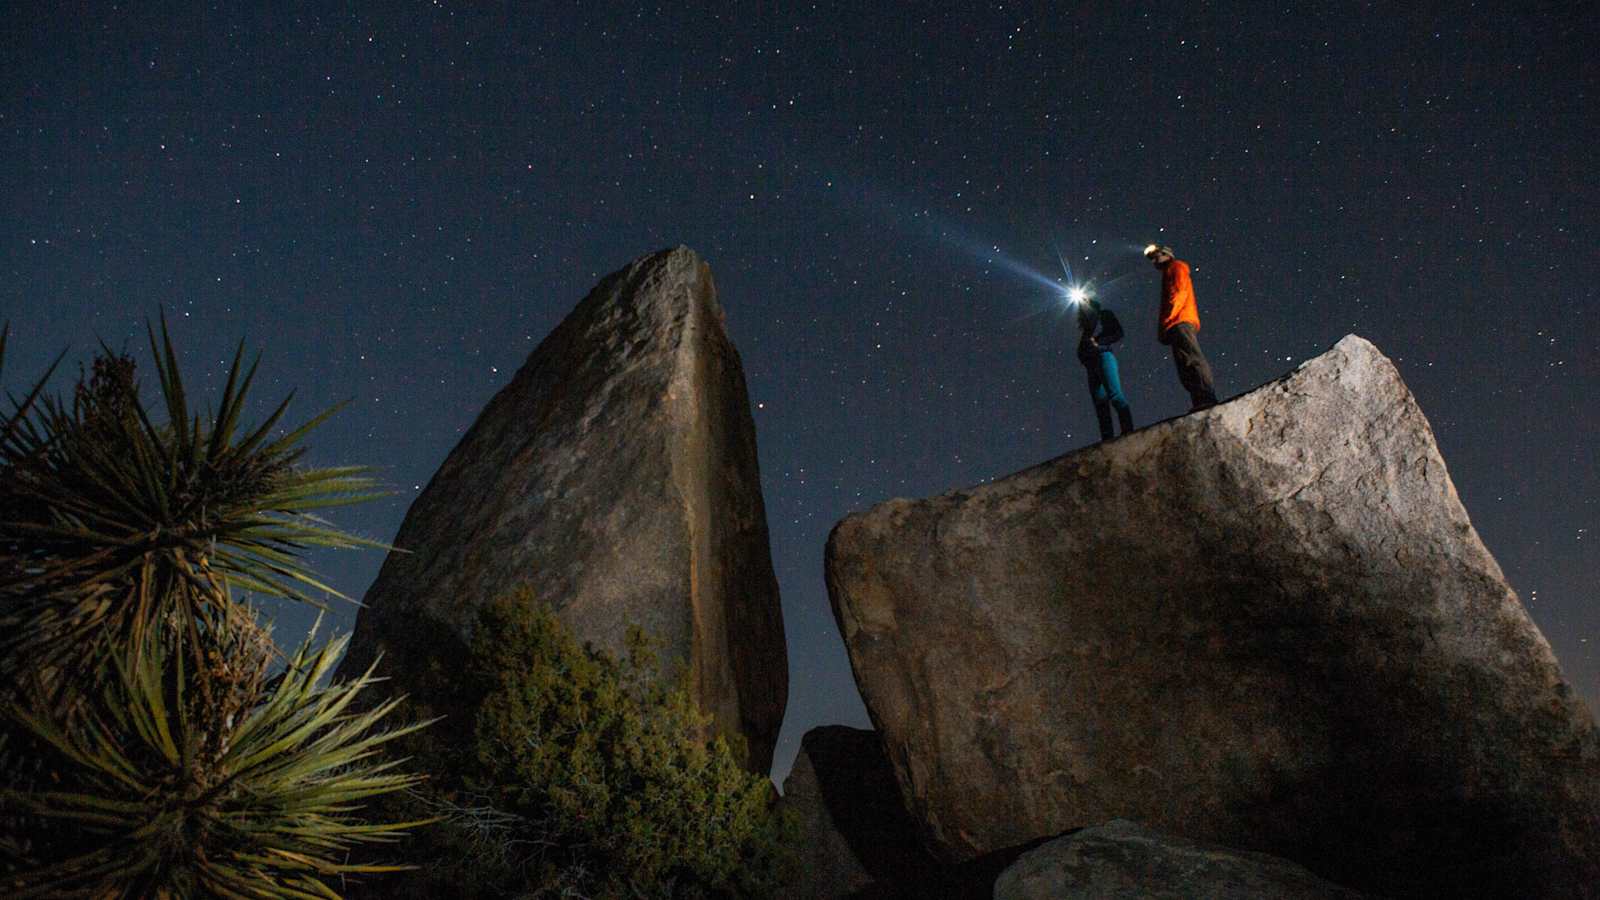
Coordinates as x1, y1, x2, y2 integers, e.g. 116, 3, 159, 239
1144, 243, 1218, 411
1071, 290, 1135, 442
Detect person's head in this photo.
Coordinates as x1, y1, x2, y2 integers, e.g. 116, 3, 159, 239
1076, 297, 1100, 328
1143, 244, 1174, 267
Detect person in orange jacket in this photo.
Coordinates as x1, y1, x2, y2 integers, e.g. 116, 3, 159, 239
1144, 243, 1218, 410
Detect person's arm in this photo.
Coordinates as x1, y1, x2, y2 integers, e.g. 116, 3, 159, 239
1157, 267, 1175, 342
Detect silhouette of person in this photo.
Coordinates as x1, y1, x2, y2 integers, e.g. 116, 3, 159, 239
1076, 297, 1134, 441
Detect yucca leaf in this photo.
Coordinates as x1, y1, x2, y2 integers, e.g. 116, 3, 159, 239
198, 874, 290, 900
4, 791, 147, 821
128, 389, 178, 501
187, 408, 205, 473
0, 326, 65, 448
207, 339, 249, 463
122, 641, 181, 764
229, 390, 296, 461
145, 314, 185, 461
255, 399, 348, 462
230, 684, 362, 773
4, 707, 126, 790
10, 845, 152, 898
264, 816, 442, 838
230, 556, 351, 603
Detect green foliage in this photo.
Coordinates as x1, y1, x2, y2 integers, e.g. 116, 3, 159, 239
0, 316, 385, 679
6, 615, 433, 898
0, 326, 432, 898
419, 589, 793, 899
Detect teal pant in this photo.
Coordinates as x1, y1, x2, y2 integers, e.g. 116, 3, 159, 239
1086, 350, 1133, 440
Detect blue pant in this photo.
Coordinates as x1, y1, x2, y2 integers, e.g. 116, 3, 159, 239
1085, 350, 1133, 440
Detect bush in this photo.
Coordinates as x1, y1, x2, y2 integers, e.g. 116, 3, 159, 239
1, 324, 386, 679
7, 613, 432, 896
416, 588, 793, 899
0, 324, 430, 897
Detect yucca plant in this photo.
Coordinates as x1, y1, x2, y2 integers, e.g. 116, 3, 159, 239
0, 316, 386, 680
1, 321, 435, 897
6, 612, 433, 898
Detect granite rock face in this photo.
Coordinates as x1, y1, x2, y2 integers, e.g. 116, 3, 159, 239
776, 726, 934, 898
339, 247, 786, 771
993, 820, 1371, 900
826, 336, 1600, 897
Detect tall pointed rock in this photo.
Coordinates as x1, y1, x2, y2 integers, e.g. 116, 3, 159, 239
340, 247, 786, 771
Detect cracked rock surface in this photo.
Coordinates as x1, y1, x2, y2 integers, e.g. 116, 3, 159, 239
338, 247, 786, 772
826, 336, 1598, 898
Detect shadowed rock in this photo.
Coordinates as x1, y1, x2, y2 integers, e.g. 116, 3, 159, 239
826, 335, 1600, 897
994, 820, 1372, 899
777, 726, 935, 898
339, 246, 786, 771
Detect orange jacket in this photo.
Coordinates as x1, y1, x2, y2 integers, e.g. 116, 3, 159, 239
1158, 259, 1201, 342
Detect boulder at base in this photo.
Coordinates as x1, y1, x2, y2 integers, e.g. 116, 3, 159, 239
993, 820, 1371, 900
340, 246, 786, 771
826, 336, 1600, 897
776, 726, 934, 898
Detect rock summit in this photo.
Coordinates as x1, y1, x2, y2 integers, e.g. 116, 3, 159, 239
826, 335, 1599, 897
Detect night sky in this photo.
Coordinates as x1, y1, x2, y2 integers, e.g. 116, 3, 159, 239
5, 4, 1596, 783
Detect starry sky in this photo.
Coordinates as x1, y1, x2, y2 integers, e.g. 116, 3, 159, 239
4, 3, 1596, 783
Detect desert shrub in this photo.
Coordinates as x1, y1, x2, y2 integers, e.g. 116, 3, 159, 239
7, 614, 431, 896
414, 588, 793, 899
0, 323, 431, 897
0, 323, 386, 679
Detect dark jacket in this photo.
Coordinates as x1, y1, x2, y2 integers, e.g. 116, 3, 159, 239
1076, 301, 1124, 365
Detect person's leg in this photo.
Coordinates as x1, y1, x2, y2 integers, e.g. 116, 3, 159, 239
1085, 363, 1114, 440
1098, 351, 1134, 436
1167, 323, 1218, 410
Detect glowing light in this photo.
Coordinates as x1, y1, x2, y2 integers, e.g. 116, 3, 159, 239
1067, 285, 1089, 305
1143, 243, 1160, 258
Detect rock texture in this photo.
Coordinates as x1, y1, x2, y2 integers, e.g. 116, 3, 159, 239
826, 335, 1600, 898
993, 820, 1371, 900
776, 726, 934, 898
339, 246, 786, 771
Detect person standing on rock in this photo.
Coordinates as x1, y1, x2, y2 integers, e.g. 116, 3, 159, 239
1144, 243, 1219, 410
1074, 296, 1134, 441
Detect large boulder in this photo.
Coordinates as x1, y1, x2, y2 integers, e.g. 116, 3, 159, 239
826, 336, 1600, 897
776, 726, 934, 898
993, 820, 1371, 900
339, 246, 787, 771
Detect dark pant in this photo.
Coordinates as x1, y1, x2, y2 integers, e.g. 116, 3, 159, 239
1085, 350, 1134, 440
1165, 323, 1218, 410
